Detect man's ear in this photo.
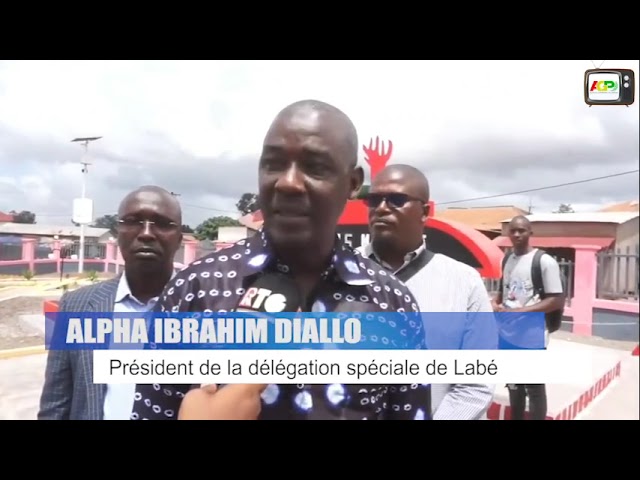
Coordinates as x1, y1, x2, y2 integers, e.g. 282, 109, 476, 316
349, 166, 365, 199
422, 203, 430, 221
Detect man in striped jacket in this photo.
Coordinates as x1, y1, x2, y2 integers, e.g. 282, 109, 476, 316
358, 164, 498, 420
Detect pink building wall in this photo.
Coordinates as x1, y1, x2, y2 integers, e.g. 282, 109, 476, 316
0, 238, 199, 276
1, 239, 637, 340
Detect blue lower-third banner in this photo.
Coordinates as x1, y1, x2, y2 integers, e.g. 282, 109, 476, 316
44, 311, 546, 351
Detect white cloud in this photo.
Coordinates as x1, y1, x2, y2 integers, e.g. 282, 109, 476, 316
0, 59, 638, 226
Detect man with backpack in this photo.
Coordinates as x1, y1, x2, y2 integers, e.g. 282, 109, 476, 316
491, 215, 566, 420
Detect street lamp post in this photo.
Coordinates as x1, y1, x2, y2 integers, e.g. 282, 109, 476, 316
71, 136, 102, 274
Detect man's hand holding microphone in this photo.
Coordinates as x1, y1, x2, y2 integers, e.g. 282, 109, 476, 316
179, 384, 268, 420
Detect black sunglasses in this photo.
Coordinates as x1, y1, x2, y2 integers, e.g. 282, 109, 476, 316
364, 192, 426, 209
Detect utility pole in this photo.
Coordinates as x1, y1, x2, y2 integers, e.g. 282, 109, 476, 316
527, 197, 535, 214
71, 136, 102, 273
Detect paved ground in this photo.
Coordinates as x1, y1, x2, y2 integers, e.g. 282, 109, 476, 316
0, 353, 46, 420
553, 330, 638, 352
580, 355, 639, 420
0, 289, 637, 420
0, 295, 61, 350
2, 349, 637, 420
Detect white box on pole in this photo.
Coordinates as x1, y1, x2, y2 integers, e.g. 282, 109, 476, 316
73, 198, 94, 225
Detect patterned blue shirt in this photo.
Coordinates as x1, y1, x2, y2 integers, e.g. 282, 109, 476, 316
130, 230, 430, 420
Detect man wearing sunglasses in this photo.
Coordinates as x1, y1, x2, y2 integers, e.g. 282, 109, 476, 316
358, 164, 498, 420
38, 185, 183, 420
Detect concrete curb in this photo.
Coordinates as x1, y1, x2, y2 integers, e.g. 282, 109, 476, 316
0, 345, 46, 360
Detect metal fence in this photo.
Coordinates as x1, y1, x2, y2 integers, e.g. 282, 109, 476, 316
484, 256, 575, 307
0, 240, 108, 261
596, 245, 639, 300
59, 241, 107, 260
0, 243, 22, 260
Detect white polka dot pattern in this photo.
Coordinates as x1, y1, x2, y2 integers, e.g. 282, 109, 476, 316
131, 231, 430, 420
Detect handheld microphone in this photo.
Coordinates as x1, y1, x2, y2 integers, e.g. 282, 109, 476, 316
235, 273, 302, 313
232, 273, 302, 412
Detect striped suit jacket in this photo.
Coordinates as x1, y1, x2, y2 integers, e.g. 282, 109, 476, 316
38, 276, 120, 420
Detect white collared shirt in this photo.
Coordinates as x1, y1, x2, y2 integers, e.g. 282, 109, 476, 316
103, 274, 165, 420
357, 240, 497, 420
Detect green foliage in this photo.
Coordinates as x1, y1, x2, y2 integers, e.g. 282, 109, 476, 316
236, 193, 259, 216
86, 270, 99, 282
194, 216, 242, 241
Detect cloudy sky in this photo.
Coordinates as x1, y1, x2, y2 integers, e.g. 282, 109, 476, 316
0, 60, 638, 228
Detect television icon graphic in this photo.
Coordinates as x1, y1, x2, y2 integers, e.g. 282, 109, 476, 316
584, 68, 635, 106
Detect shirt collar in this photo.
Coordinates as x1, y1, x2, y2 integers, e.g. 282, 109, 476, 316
239, 228, 374, 286
362, 240, 427, 273
115, 270, 177, 304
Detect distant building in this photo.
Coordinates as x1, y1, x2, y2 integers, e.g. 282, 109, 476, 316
238, 210, 264, 232
599, 199, 639, 213
0, 211, 14, 223
494, 211, 638, 253
231, 205, 532, 241
0, 223, 111, 243
209, 210, 263, 248
434, 205, 529, 239
494, 211, 639, 297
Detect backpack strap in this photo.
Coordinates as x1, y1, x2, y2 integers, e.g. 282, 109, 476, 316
531, 249, 546, 297
499, 252, 511, 294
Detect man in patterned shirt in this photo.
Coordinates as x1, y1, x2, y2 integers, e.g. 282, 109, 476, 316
131, 99, 430, 420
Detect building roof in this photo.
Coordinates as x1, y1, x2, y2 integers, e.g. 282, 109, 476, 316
599, 199, 639, 213
493, 236, 614, 250
239, 205, 534, 233
238, 210, 264, 231
435, 206, 529, 232
0, 223, 110, 238
0, 211, 14, 223
505, 212, 639, 224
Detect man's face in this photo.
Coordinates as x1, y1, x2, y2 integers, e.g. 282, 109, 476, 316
508, 220, 531, 249
117, 191, 182, 274
258, 108, 362, 250
367, 176, 426, 251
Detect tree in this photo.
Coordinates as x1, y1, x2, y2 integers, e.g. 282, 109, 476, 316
92, 214, 119, 236
181, 224, 194, 233
194, 216, 241, 241
10, 210, 36, 224
553, 203, 575, 213
236, 193, 259, 216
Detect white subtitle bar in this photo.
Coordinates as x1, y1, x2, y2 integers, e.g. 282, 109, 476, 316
93, 349, 594, 385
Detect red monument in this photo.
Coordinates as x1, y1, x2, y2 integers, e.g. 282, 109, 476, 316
337, 137, 504, 279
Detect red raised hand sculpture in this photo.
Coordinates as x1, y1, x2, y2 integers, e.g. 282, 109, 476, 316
363, 136, 393, 180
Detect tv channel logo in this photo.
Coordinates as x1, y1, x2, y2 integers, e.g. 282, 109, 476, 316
584, 68, 635, 106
